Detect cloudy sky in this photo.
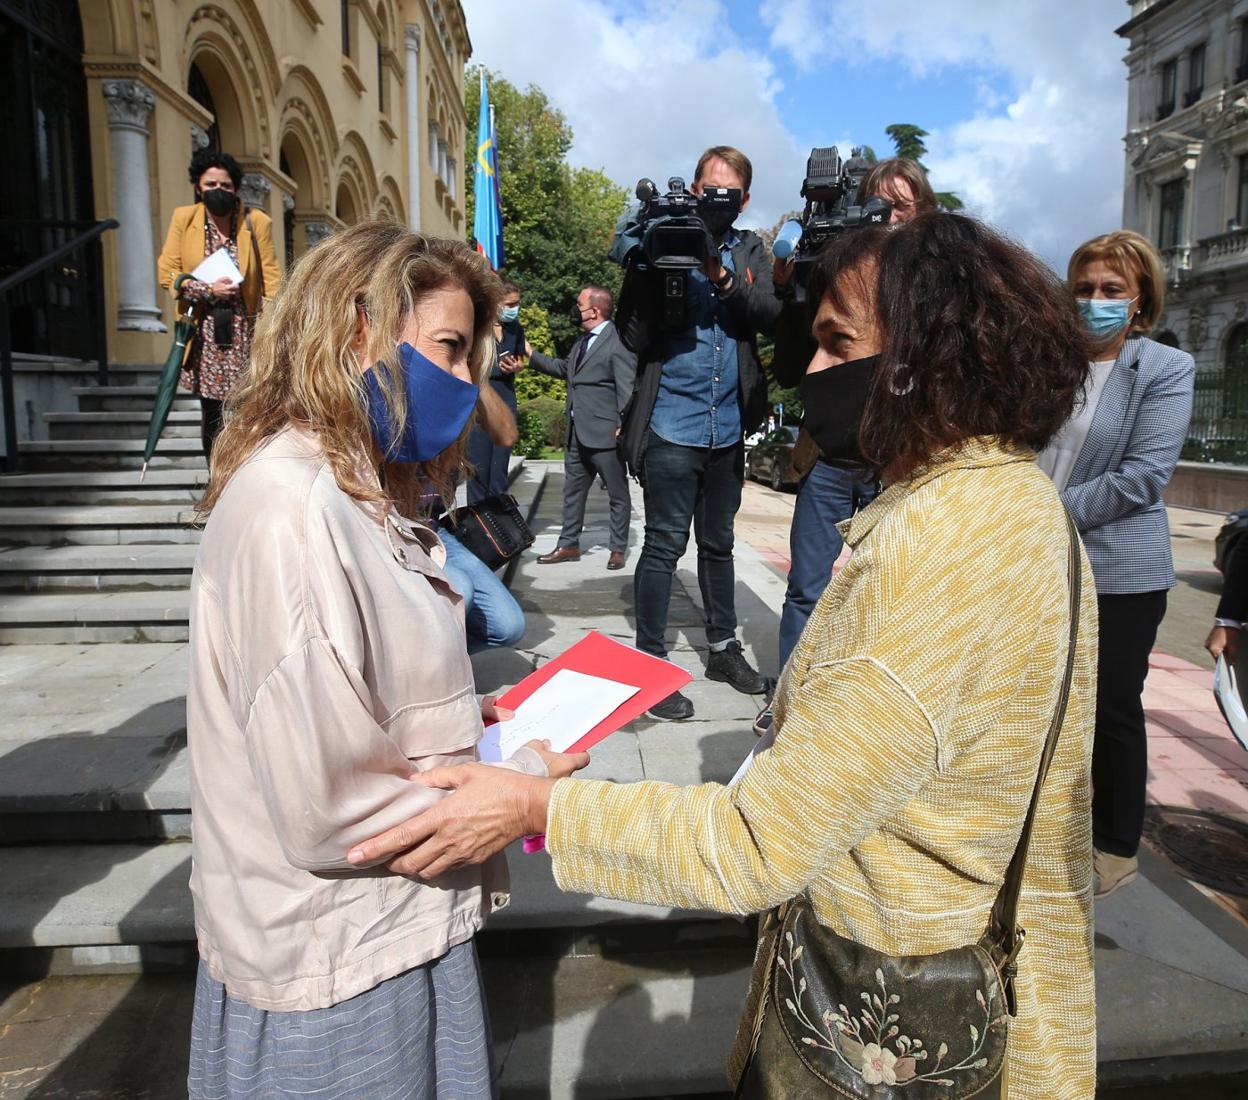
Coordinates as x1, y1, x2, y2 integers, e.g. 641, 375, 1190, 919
461, 0, 1131, 269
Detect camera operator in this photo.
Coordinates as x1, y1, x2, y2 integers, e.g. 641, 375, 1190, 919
755, 157, 938, 735
617, 145, 782, 721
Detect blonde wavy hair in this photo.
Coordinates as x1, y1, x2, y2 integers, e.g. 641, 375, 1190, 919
1067, 229, 1166, 335
198, 222, 501, 519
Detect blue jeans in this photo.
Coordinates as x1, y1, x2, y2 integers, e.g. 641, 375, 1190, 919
778, 460, 878, 669
440, 529, 526, 653
635, 431, 743, 657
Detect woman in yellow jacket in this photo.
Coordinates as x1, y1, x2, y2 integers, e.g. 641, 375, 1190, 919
352, 215, 1100, 1098
156, 149, 282, 459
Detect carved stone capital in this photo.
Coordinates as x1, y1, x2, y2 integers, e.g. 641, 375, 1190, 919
283, 191, 296, 212
190, 123, 211, 152
239, 172, 272, 209
102, 79, 155, 132
404, 23, 421, 53
305, 221, 333, 246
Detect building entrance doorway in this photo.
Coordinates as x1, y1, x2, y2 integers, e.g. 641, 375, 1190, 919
0, 0, 98, 360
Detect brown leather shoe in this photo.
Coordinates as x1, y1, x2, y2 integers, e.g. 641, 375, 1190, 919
607, 551, 626, 570
537, 546, 581, 565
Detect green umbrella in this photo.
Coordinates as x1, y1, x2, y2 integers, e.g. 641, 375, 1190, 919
141, 308, 197, 482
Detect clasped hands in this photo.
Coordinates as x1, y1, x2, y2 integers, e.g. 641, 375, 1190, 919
346, 693, 589, 879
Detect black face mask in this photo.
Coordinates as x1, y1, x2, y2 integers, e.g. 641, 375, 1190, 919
570, 305, 587, 327
702, 207, 736, 241
201, 188, 236, 217
799, 355, 879, 468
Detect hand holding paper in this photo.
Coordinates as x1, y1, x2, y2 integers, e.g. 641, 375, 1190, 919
191, 247, 244, 288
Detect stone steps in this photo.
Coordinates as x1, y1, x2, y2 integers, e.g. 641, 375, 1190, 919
17, 438, 207, 471
0, 589, 192, 643
72, 385, 200, 414
0, 503, 199, 547
0, 470, 208, 506
45, 411, 202, 442
0, 544, 198, 592
0, 841, 727, 952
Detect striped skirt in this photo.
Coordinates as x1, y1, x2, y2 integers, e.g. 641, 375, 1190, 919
188, 940, 497, 1099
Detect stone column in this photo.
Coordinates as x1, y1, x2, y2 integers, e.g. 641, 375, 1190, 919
404, 24, 422, 231
239, 172, 272, 213
304, 221, 333, 247
102, 79, 165, 332
428, 121, 439, 168
447, 156, 457, 201
438, 139, 449, 187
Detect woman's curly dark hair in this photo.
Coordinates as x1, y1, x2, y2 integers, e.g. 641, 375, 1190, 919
188, 149, 242, 192
807, 213, 1090, 475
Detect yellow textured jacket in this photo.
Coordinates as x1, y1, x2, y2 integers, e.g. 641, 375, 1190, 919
156, 202, 282, 320
547, 436, 1097, 1099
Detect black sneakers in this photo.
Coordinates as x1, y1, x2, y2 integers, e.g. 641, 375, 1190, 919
648, 689, 694, 721
706, 640, 768, 695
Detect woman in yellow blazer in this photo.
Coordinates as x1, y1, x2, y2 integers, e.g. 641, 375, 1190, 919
156, 149, 282, 459
352, 215, 1100, 1098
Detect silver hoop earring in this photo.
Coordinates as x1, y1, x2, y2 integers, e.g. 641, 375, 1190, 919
888, 366, 915, 397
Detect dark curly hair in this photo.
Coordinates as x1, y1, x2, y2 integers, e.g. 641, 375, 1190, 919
188, 149, 242, 192
807, 213, 1090, 476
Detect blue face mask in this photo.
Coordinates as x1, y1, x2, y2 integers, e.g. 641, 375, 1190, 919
363, 343, 479, 463
1076, 297, 1137, 341
499, 305, 520, 323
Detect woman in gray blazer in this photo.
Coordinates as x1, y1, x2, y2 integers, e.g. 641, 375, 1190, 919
1038, 230, 1194, 899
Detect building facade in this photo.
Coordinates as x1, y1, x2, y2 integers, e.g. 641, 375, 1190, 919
1, 0, 470, 369
1120, 0, 1248, 460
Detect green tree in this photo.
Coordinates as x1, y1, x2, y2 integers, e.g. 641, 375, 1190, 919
464, 67, 629, 357
883, 123, 964, 211
512, 301, 565, 405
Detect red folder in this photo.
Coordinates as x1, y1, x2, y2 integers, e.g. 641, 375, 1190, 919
495, 630, 692, 753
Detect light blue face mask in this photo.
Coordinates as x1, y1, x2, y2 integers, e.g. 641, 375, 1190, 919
499, 305, 520, 323
1076, 296, 1137, 341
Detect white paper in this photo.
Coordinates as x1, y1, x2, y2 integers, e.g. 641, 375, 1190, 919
729, 724, 777, 786
191, 247, 244, 286
1214, 655, 1248, 752
477, 668, 639, 762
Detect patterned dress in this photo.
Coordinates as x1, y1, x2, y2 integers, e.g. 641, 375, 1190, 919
180, 214, 255, 401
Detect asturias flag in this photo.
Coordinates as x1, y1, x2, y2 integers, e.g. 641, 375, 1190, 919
473, 73, 504, 269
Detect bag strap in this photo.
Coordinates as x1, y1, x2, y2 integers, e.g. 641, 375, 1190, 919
244, 211, 265, 303
988, 510, 1081, 1004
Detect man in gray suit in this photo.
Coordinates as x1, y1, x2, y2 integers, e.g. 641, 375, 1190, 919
526, 286, 636, 570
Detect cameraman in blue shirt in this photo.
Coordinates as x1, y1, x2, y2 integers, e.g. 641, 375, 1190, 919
617, 146, 782, 720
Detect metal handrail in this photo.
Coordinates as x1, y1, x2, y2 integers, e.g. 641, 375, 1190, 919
0, 218, 117, 296
1, 218, 119, 471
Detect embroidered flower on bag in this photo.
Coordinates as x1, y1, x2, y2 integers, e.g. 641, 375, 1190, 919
859, 1042, 898, 1085
778, 936, 1004, 1089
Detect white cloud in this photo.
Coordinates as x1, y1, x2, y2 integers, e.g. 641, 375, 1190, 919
761, 0, 1128, 266
461, 0, 807, 231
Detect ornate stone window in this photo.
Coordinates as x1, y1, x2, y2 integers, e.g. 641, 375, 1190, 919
1159, 178, 1185, 249
1158, 58, 1177, 120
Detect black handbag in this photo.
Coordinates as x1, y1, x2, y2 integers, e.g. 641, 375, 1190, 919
733, 512, 1081, 1100
445, 493, 535, 571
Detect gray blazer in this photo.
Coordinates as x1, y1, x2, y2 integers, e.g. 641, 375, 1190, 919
1061, 335, 1194, 595
529, 321, 637, 450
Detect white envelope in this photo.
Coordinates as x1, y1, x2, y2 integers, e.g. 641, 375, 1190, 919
1213, 655, 1248, 752
191, 247, 244, 286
